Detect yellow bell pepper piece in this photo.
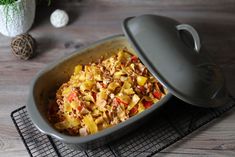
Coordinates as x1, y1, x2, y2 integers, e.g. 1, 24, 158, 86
108, 81, 120, 92
71, 101, 79, 109
113, 70, 125, 79
137, 76, 148, 86
138, 102, 145, 113
62, 87, 71, 97
64, 103, 72, 113
97, 90, 108, 100
127, 94, 140, 110
74, 65, 83, 75
80, 80, 95, 91
123, 88, 135, 95
83, 114, 98, 134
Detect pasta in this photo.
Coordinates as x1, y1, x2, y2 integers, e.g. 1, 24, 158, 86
48, 49, 167, 136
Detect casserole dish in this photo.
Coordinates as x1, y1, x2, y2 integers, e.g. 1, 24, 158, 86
27, 15, 230, 150
27, 35, 171, 150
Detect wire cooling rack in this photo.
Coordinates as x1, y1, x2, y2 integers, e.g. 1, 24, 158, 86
11, 96, 235, 157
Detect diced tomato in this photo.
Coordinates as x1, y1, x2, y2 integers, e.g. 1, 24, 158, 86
77, 105, 82, 111
115, 97, 128, 107
130, 106, 138, 115
68, 92, 78, 102
131, 55, 138, 62
153, 91, 162, 100
143, 100, 153, 109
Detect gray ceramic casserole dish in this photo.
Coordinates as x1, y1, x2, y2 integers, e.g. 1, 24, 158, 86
27, 15, 230, 150
27, 35, 171, 150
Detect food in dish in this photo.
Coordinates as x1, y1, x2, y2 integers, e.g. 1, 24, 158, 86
48, 49, 167, 136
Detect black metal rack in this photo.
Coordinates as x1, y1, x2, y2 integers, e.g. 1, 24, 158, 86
11, 96, 235, 157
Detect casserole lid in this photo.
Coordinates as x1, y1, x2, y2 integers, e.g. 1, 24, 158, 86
122, 14, 229, 107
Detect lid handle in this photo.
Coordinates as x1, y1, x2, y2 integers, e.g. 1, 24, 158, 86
176, 24, 201, 53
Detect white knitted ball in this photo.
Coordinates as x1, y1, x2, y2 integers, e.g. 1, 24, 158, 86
50, 9, 69, 28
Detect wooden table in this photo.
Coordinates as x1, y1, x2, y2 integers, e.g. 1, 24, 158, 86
0, 0, 235, 156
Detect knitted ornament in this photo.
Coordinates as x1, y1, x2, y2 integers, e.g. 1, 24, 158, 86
11, 34, 36, 60
50, 9, 69, 28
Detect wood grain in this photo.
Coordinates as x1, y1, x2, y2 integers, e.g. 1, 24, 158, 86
0, 0, 235, 156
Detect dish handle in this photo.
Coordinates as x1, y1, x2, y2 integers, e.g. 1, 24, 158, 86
176, 24, 201, 53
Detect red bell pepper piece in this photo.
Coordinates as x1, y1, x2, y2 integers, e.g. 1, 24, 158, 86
131, 55, 138, 62
67, 92, 78, 102
77, 105, 83, 111
130, 106, 138, 115
153, 91, 162, 100
115, 97, 128, 107
143, 100, 153, 109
